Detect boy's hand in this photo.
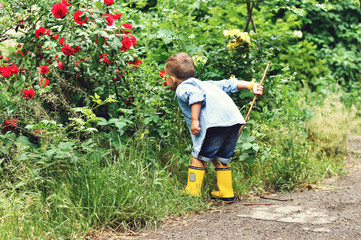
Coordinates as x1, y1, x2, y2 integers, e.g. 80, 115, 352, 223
252, 83, 263, 96
191, 120, 201, 135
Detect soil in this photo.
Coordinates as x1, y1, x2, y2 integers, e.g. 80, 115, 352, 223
95, 137, 361, 240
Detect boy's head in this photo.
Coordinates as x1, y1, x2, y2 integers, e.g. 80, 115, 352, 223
165, 52, 195, 91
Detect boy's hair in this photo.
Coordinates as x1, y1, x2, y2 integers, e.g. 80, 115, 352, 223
165, 52, 195, 81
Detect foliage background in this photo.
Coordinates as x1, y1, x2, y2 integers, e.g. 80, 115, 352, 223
0, 0, 360, 238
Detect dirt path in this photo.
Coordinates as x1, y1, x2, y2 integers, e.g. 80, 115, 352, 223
98, 136, 361, 240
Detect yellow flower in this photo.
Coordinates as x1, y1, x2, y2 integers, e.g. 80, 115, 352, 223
192, 53, 207, 65
225, 30, 251, 50
223, 30, 230, 38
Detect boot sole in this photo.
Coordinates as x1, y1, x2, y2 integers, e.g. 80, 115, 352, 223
210, 194, 235, 204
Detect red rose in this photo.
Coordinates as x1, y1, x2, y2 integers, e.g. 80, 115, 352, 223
39, 78, 50, 87
2, 118, 18, 131
22, 88, 35, 100
39, 65, 49, 75
45, 29, 52, 35
104, 0, 114, 5
128, 59, 142, 66
102, 56, 109, 63
1, 69, 12, 77
62, 0, 71, 6
51, 3, 68, 19
160, 70, 165, 78
122, 23, 133, 34
16, 50, 25, 58
103, 14, 114, 26
163, 82, 168, 87
62, 44, 74, 56
129, 35, 137, 47
35, 27, 46, 38
121, 36, 132, 51
52, 34, 60, 40
58, 62, 64, 70
74, 10, 88, 25
9, 65, 20, 75
125, 97, 134, 106
33, 129, 44, 134
59, 37, 65, 45
5, 64, 20, 75
100, 54, 110, 63
18, 20, 26, 28
111, 13, 122, 19
73, 46, 80, 53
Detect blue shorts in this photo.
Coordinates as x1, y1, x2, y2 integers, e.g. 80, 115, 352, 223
196, 124, 241, 164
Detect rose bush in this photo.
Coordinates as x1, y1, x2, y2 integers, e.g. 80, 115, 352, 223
1, 0, 144, 151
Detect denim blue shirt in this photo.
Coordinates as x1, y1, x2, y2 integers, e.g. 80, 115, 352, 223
176, 77, 246, 157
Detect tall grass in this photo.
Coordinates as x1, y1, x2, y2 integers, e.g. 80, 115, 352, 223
306, 95, 361, 154
0, 138, 208, 239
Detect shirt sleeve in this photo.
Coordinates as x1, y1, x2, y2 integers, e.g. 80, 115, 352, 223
176, 83, 205, 105
208, 78, 238, 94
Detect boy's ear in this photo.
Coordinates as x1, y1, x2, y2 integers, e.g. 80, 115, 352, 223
171, 75, 177, 83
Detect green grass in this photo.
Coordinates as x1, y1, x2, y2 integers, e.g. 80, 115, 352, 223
1, 132, 346, 239
0, 139, 209, 239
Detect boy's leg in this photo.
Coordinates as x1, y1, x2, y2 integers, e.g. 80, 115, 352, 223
184, 158, 206, 196
211, 161, 235, 203
210, 124, 241, 203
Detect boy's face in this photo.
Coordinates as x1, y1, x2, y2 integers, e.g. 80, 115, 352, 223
164, 65, 177, 91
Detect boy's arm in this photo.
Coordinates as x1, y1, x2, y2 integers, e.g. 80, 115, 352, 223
190, 102, 202, 135
237, 80, 263, 96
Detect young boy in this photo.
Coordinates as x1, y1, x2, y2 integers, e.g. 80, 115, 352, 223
164, 52, 263, 203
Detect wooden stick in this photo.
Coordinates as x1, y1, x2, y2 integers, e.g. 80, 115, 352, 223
238, 61, 271, 138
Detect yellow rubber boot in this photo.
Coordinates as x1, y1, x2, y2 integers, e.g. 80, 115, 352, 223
184, 165, 206, 197
210, 165, 235, 203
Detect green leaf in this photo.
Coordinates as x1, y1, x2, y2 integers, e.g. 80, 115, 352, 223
145, 115, 160, 125
45, 148, 57, 157
95, 1, 102, 10
157, 29, 175, 44
14, 80, 22, 88
97, 35, 105, 50
115, 121, 127, 130
84, 128, 98, 133
252, 144, 260, 152
58, 142, 75, 151
239, 152, 249, 161
16, 136, 32, 147
111, 37, 121, 51
242, 142, 253, 151
97, 117, 108, 126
